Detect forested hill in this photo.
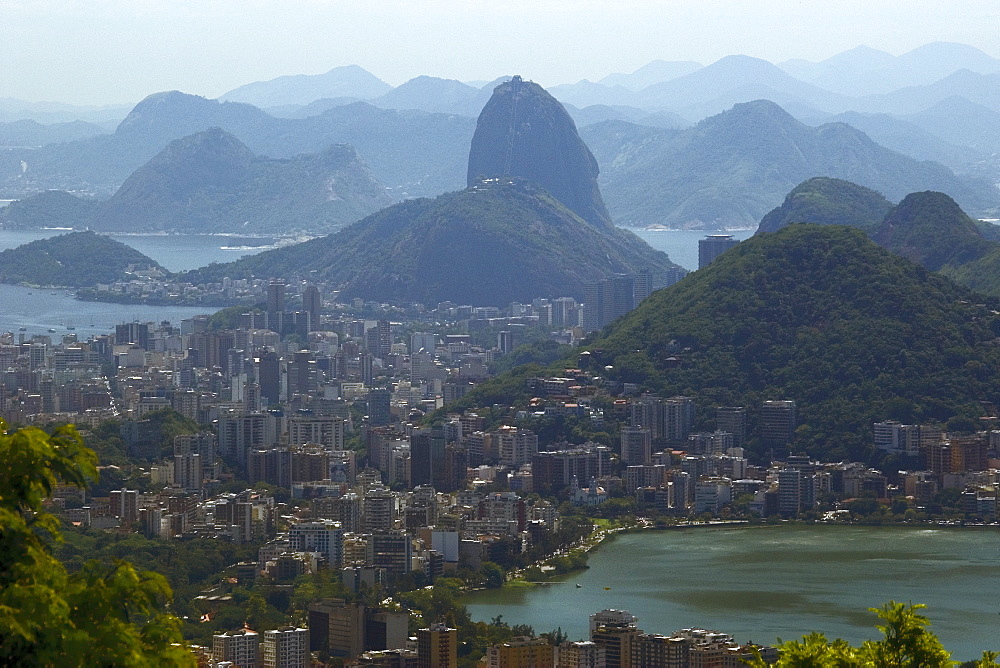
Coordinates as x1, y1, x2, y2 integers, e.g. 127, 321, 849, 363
181, 179, 678, 305
756, 177, 894, 234
0, 231, 166, 287
470, 224, 1000, 463
758, 180, 1000, 297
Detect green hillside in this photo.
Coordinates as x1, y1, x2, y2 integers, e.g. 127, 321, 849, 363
756, 177, 894, 234
574, 225, 1000, 461
872, 190, 992, 271
0, 231, 166, 287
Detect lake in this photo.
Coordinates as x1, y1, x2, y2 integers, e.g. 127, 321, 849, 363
463, 525, 1000, 660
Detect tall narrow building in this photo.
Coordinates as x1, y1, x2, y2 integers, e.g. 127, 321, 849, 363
698, 234, 739, 268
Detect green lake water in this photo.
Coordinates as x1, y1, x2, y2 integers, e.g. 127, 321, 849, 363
462, 525, 1000, 660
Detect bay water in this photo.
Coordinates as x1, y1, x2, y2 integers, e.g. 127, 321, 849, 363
0, 226, 750, 337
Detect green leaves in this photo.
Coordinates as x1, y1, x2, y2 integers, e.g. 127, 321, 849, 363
746, 601, 958, 667
0, 420, 95, 522
0, 420, 194, 666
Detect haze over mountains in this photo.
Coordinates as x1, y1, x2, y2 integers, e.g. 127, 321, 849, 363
180, 80, 678, 305
2, 41, 999, 232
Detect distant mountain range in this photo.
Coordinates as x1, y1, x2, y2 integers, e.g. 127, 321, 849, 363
581, 100, 999, 228
1, 128, 394, 235
0, 92, 475, 199
180, 80, 679, 305
0, 119, 107, 147
218, 65, 392, 107
4, 42, 1000, 230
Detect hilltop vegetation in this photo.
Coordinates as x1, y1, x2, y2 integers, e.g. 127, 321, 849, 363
872, 190, 991, 271
758, 179, 1000, 299
0, 231, 166, 287
756, 177, 894, 234
587, 224, 1000, 461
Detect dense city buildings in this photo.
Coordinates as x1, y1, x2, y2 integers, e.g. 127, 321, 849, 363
7, 275, 1000, 667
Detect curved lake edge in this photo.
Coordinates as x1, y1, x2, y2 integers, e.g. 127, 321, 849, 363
463, 523, 1000, 661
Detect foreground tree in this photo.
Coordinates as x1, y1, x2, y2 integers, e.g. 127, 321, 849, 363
747, 601, 957, 667
0, 420, 194, 666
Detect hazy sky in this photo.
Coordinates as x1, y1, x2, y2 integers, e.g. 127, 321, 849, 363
4, 0, 999, 106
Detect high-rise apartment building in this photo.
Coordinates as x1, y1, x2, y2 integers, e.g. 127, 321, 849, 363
762, 400, 797, 447
213, 628, 260, 667
715, 406, 747, 447
262, 627, 309, 668
417, 623, 457, 668
698, 234, 739, 268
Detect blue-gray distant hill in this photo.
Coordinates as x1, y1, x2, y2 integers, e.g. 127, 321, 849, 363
0, 91, 474, 199
0, 119, 106, 147
86, 128, 393, 234
0, 190, 98, 229
181, 179, 678, 305
218, 65, 392, 108
582, 100, 1000, 228
5, 128, 394, 235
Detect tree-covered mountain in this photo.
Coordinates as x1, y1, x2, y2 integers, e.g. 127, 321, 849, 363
580, 224, 1000, 461
218, 65, 392, 107
0, 190, 98, 229
0, 231, 166, 286
588, 100, 999, 228
871, 191, 992, 272
468, 77, 615, 231
181, 178, 678, 305
756, 177, 894, 234
758, 180, 1000, 299
87, 128, 392, 234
